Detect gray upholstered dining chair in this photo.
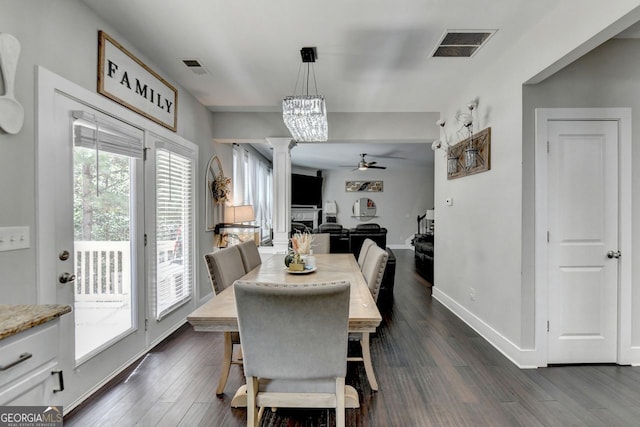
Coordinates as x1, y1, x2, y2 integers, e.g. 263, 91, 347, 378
203, 245, 247, 395
312, 233, 331, 254
234, 280, 354, 427
237, 240, 262, 272
357, 238, 377, 269
360, 244, 389, 303
348, 244, 388, 391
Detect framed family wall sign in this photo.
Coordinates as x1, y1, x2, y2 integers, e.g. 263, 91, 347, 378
97, 31, 178, 131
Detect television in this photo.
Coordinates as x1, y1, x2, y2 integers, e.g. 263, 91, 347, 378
291, 173, 323, 208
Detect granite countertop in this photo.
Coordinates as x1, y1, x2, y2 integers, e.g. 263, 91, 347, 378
0, 304, 72, 341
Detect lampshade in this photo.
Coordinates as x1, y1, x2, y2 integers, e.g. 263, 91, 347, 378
425, 209, 435, 220
224, 205, 255, 224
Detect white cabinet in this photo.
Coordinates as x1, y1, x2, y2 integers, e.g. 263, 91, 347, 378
0, 321, 62, 405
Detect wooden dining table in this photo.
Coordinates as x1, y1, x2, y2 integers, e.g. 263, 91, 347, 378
187, 252, 382, 407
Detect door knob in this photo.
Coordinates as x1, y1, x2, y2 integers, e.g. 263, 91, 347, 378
606, 250, 621, 259
59, 272, 76, 283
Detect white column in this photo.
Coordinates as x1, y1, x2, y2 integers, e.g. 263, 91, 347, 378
267, 138, 295, 253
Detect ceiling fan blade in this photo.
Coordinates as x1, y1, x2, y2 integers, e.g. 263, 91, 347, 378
367, 161, 378, 166
367, 165, 387, 169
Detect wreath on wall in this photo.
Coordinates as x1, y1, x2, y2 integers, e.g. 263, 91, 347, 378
205, 155, 232, 231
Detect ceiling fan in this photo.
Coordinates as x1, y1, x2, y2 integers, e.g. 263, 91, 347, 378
351, 153, 387, 171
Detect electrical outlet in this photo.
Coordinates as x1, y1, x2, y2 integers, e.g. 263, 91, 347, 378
0, 226, 30, 251
469, 287, 476, 301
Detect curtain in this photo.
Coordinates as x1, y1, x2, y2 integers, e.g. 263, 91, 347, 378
232, 145, 273, 243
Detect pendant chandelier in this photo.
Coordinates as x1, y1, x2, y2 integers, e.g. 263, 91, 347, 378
282, 47, 328, 142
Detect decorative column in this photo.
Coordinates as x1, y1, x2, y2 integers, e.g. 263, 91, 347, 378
267, 138, 295, 253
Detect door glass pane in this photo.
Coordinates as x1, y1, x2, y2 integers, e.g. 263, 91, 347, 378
73, 145, 134, 361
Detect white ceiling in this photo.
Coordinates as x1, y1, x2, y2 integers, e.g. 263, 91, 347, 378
252, 141, 433, 171
79, 1, 637, 169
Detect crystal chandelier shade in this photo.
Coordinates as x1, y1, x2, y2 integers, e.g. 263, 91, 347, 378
282, 95, 328, 142
282, 47, 328, 142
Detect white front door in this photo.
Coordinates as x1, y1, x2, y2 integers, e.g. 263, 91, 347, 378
48, 92, 146, 407
546, 120, 619, 364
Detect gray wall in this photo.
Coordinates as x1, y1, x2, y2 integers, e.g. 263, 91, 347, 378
323, 164, 433, 245
0, 0, 226, 304
523, 38, 640, 347
432, 2, 639, 361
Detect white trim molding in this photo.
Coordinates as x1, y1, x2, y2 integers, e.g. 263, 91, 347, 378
432, 288, 539, 368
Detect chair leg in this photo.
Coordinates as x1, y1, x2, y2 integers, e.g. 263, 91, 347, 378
216, 332, 233, 395
246, 376, 259, 427
237, 344, 243, 361
336, 377, 345, 427
360, 333, 378, 391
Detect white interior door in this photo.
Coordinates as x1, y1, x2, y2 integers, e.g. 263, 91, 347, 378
547, 120, 619, 364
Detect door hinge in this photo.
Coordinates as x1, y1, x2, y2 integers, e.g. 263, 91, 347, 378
547, 141, 550, 153
145, 318, 148, 331
143, 147, 149, 161
144, 234, 148, 246
547, 231, 550, 242
547, 321, 549, 332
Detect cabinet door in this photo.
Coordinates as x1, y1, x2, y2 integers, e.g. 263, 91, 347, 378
1, 363, 58, 406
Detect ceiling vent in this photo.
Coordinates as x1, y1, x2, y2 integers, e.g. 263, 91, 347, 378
182, 59, 208, 75
431, 30, 496, 58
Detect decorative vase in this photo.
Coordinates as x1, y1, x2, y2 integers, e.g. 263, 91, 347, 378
288, 261, 305, 271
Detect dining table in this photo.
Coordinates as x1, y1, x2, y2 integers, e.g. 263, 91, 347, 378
187, 252, 383, 408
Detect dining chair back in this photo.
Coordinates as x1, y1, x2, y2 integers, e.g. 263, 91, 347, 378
312, 233, 331, 254
234, 280, 353, 427
203, 245, 247, 395
360, 244, 389, 302
357, 238, 377, 269
204, 245, 247, 294
237, 240, 262, 272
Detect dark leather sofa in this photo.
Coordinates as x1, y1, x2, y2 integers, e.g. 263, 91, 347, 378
349, 223, 387, 259
313, 223, 350, 253
412, 233, 433, 283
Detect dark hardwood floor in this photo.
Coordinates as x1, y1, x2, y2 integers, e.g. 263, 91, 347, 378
65, 250, 640, 426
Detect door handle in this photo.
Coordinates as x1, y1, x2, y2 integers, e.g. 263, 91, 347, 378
59, 272, 76, 283
606, 250, 621, 259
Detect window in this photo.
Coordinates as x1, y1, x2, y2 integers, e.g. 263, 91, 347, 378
232, 145, 272, 244
153, 137, 196, 319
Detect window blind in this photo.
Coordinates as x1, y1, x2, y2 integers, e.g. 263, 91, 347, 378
155, 145, 195, 319
72, 111, 144, 158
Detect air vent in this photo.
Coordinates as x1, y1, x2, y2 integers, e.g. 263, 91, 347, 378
182, 59, 208, 75
432, 30, 496, 58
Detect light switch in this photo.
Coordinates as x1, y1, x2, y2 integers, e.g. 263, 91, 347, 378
0, 226, 30, 251
445, 197, 454, 206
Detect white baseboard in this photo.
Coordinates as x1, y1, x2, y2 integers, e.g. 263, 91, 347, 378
628, 346, 640, 366
432, 288, 540, 369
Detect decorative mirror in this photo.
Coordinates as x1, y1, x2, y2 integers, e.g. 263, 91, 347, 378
352, 198, 376, 219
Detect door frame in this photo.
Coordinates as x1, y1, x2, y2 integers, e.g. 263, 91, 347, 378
534, 108, 633, 366
36, 66, 197, 412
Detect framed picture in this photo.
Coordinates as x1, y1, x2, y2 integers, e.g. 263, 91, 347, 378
447, 127, 491, 180
345, 180, 383, 192
98, 31, 178, 131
